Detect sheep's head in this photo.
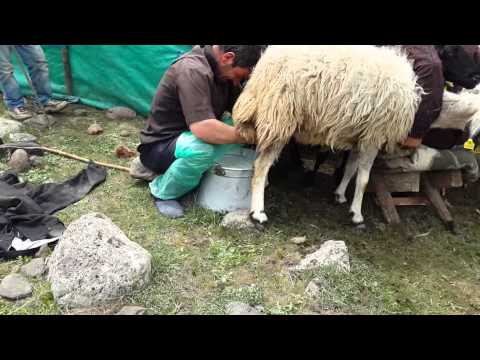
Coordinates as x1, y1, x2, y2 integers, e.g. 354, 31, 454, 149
436, 45, 480, 90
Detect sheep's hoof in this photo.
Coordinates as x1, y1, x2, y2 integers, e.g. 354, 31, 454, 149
350, 211, 365, 228
334, 193, 347, 205
250, 210, 268, 225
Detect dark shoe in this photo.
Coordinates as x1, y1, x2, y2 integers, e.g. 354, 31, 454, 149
154, 198, 184, 219
7, 106, 33, 121
43, 100, 68, 114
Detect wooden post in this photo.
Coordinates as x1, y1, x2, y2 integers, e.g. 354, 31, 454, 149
371, 174, 401, 224
422, 175, 455, 233
62, 46, 73, 96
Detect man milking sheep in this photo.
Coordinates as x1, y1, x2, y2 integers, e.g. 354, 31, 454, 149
130, 45, 266, 218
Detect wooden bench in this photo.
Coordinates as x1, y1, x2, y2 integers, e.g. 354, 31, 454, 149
367, 169, 463, 232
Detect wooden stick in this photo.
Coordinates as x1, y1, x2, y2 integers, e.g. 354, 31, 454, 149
1, 143, 131, 172
40, 146, 131, 172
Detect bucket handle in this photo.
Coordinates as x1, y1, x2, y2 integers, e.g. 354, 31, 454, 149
213, 164, 226, 177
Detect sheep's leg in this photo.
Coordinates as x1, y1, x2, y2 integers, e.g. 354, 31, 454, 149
250, 146, 284, 224
334, 150, 360, 204
349, 146, 379, 225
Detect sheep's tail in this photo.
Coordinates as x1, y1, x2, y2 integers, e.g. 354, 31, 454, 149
233, 55, 299, 152
232, 87, 258, 145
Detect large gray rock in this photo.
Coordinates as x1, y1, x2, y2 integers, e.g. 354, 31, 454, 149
0, 118, 23, 140
290, 240, 350, 273
221, 210, 255, 229
21, 258, 46, 278
47, 213, 152, 309
8, 132, 37, 143
0, 273, 33, 300
225, 302, 263, 315
7, 149, 30, 173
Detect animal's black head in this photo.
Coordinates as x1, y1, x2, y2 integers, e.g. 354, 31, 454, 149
436, 45, 480, 89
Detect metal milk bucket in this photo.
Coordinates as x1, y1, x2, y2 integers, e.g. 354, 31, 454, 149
196, 148, 256, 213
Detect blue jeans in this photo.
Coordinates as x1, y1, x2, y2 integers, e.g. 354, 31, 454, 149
0, 45, 52, 109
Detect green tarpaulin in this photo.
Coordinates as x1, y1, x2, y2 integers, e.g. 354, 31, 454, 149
13, 45, 193, 116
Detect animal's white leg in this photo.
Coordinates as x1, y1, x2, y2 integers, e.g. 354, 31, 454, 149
334, 150, 359, 204
250, 146, 284, 224
349, 146, 379, 225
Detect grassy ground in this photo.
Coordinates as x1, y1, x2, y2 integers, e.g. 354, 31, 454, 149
1, 102, 480, 315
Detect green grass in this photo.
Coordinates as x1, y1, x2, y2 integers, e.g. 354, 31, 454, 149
1, 102, 480, 315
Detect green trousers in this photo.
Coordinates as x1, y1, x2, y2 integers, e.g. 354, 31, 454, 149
149, 117, 241, 200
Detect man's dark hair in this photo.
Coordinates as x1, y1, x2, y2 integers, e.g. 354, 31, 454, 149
218, 45, 267, 68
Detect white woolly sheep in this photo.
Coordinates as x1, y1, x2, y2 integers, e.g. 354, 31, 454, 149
232, 45, 423, 226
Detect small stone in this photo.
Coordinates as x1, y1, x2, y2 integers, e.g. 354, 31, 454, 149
8, 132, 37, 143
73, 108, 89, 117
254, 305, 265, 313
66, 308, 98, 315
106, 107, 136, 120
225, 301, 263, 315
66, 307, 115, 315
87, 124, 103, 135
0, 273, 33, 300
21, 258, 46, 278
305, 279, 323, 299
29, 155, 43, 168
35, 244, 51, 258
7, 149, 30, 173
115, 306, 146, 315
119, 130, 130, 137
290, 240, 350, 273
290, 236, 307, 244
221, 210, 255, 229
115, 145, 136, 158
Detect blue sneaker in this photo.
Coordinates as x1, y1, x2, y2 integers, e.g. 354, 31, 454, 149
154, 198, 184, 219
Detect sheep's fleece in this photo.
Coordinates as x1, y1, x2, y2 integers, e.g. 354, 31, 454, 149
233, 45, 423, 153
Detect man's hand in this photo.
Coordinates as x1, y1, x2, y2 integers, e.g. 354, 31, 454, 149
190, 119, 252, 145
400, 136, 423, 149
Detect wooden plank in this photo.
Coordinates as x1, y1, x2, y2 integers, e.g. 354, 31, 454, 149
422, 177, 455, 232
368, 171, 420, 193
392, 197, 429, 206
371, 174, 401, 224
